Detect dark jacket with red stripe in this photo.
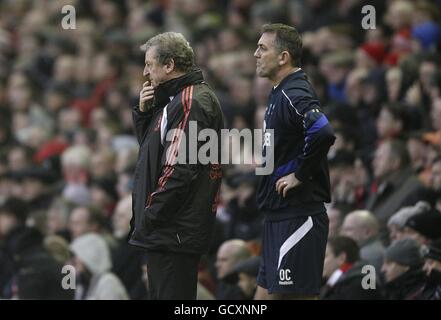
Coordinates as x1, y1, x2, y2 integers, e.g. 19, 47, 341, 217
129, 69, 224, 254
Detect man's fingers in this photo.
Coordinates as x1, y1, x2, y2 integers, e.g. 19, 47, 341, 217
276, 181, 286, 195
275, 178, 284, 191
140, 95, 154, 103
283, 185, 291, 198
140, 87, 154, 95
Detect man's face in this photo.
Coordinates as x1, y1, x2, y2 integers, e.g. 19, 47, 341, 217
430, 99, 441, 131
143, 47, 169, 88
112, 199, 132, 239
423, 258, 441, 276
323, 244, 342, 279
254, 33, 281, 79
372, 142, 393, 180
431, 161, 441, 190
0, 213, 18, 238
340, 214, 365, 245
388, 224, 406, 243
215, 245, 236, 280
68, 207, 91, 239
381, 260, 409, 283
22, 178, 44, 201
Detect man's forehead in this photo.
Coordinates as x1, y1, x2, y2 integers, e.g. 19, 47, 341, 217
144, 47, 157, 62
258, 32, 276, 45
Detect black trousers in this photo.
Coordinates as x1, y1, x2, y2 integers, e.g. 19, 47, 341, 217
145, 251, 201, 300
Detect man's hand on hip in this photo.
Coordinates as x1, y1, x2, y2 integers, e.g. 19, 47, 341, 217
276, 173, 302, 198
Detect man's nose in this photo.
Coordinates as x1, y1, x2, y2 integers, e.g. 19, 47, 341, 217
254, 49, 259, 58
143, 66, 149, 77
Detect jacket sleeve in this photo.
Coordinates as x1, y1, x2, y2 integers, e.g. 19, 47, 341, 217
132, 105, 155, 144
281, 89, 336, 182
144, 88, 212, 226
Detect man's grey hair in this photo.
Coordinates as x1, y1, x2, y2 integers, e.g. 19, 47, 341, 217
141, 32, 195, 73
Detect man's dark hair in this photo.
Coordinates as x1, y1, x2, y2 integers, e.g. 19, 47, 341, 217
0, 197, 29, 224
141, 32, 195, 73
82, 206, 107, 230
261, 23, 302, 67
328, 236, 360, 264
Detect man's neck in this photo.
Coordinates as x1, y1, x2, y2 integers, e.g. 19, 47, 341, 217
271, 66, 300, 87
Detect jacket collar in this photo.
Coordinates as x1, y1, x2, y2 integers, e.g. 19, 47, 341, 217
272, 68, 304, 93
153, 68, 204, 108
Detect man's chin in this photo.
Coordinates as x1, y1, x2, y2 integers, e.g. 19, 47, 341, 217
256, 69, 267, 78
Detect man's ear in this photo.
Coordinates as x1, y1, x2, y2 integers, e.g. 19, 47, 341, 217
279, 51, 291, 66
165, 58, 175, 74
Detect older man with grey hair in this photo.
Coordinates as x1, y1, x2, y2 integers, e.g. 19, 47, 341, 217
128, 32, 224, 300
340, 210, 385, 273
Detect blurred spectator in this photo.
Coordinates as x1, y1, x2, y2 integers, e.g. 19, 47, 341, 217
387, 201, 430, 243
0, 197, 29, 298
382, 238, 426, 299
421, 239, 441, 299
340, 210, 385, 273
327, 204, 348, 239
321, 236, 383, 300
215, 239, 252, 299
68, 206, 115, 254
430, 156, 441, 210
404, 207, 441, 245
0, 198, 72, 299
111, 196, 147, 299
366, 139, 424, 230
70, 233, 128, 300
223, 256, 260, 299
43, 235, 71, 265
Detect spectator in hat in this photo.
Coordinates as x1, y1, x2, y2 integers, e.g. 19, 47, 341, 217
404, 207, 441, 245
382, 238, 426, 299
223, 256, 261, 300
321, 236, 383, 300
388, 201, 430, 243
70, 233, 128, 300
412, 22, 441, 52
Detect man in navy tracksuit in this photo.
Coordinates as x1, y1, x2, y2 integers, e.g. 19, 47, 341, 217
254, 24, 336, 299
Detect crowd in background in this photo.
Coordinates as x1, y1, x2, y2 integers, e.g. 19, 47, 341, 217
1, 0, 441, 299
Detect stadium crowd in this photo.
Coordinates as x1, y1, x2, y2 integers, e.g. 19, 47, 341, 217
1, 0, 441, 299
